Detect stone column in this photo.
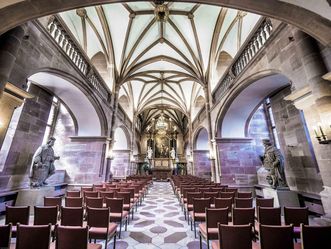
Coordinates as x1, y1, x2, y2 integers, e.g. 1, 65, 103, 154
0, 26, 25, 99
285, 31, 331, 224
109, 85, 120, 149
203, 85, 219, 182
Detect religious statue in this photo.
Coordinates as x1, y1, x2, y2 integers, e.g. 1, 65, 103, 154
30, 137, 60, 188
260, 139, 287, 189
147, 146, 153, 159
170, 147, 176, 160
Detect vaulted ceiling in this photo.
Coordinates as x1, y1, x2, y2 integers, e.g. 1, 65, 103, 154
59, 1, 260, 126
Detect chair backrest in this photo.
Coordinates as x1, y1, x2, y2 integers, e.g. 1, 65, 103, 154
16, 224, 51, 249
99, 191, 115, 202
81, 187, 93, 192
220, 192, 235, 200
284, 206, 309, 226
259, 224, 294, 249
121, 188, 135, 199
66, 190, 80, 197
44, 196, 62, 207
86, 207, 110, 228
232, 207, 255, 226
83, 191, 98, 199
56, 226, 88, 249
198, 187, 210, 193
0, 223, 12, 248
206, 208, 228, 228
218, 224, 252, 249
235, 197, 253, 208
116, 192, 131, 204
237, 192, 252, 198
211, 187, 223, 192
214, 197, 233, 209
256, 197, 274, 207
85, 197, 103, 208
186, 192, 202, 205
182, 188, 195, 198
5, 206, 30, 225
34, 206, 58, 225
60, 207, 84, 226
258, 207, 281, 225
65, 197, 83, 207
301, 224, 331, 249
203, 192, 219, 203
193, 198, 211, 213
105, 198, 124, 213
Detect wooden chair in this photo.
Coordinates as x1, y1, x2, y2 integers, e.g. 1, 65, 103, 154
190, 198, 211, 238
211, 224, 255, 249
203, 192, 219, 204
116, 192, 133, 220
199, 208, 228, 249
0, 223, 12, 249
44, 196, 62, 207
105, 198, 129, 238
237, 192, 252, 198
235, 197, 253, 208
5, 206, 30, 237
185, 192, 203, 222
86, 207, 117, 249
257, 207, 281, 235
16, 224, 51, 249
55, 225, 102, 249
34, 206, 58, 240
85, 197, 103, 208
259, 224, 301, 249
301, 224, 331, 249
256, 197, 274, 208
284, 206, 308, 239
60, 207, 84, 227
66, 190, 80, 197
65, 197, 83, 207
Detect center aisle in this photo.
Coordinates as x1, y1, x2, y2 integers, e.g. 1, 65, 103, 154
109, 181, 207, 249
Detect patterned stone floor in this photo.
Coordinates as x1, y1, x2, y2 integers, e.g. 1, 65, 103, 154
107, 181, 207, 249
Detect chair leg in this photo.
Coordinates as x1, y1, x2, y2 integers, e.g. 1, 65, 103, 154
194, 221, 197, 238
125, 217, 128, 231
105, 238, 108, 249
190, 218, 193, 231
113, 232, 116, 249
207, 239, 210, 249
119, 221, 122, 239
199, 233, 202, 249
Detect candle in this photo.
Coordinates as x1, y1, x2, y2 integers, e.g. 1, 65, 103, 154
318, 123, 325, 137
312, 126, 319, 137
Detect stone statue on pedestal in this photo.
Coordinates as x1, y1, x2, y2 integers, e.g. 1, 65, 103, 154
147, 146, 153, 159
170, 147, 176, 160
260, 139, 287, 189
30, 137, 60, 188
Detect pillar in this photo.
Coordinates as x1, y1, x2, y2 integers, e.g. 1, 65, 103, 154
0, 26, 25, 99
286, 31, 331, 223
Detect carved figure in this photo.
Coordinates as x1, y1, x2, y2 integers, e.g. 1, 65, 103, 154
170, 147, 176, 160
30, 137, 60, 188
260, 139, 287, 188
147, 146, 153, 159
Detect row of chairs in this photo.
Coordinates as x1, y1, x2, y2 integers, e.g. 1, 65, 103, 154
0, 223, 111, 249
210, 223, 331, 249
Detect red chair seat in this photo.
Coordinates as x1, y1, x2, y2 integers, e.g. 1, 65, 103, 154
123, 204, 130, 209
199, 223, 218, 240
50, 242, 102, 249
189, 211, 206, 221
186, 204, 193, 211
89, 223, 117, 239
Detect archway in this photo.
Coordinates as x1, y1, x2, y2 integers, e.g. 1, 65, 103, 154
29, 71, 104, 136
193, 127, 211, 179
1, 1, 331, 47
112, 126, 131, 178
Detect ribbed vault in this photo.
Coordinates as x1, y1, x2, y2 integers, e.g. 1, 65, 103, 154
58, 1, 260, 125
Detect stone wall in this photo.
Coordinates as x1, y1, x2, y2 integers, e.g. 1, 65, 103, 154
111, 150, 130, 178
59, 137, 106, 184
193, 150, 211, 179
271, 88, 323, 195
0, 84, 52, 191
217, 138, 259, 186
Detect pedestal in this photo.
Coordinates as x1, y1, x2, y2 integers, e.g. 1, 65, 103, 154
255, 185, 300, 214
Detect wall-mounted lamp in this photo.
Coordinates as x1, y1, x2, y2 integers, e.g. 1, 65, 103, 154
312, 123, 330, 144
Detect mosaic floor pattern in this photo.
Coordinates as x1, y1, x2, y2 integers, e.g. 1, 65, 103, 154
107, 181, 207, 249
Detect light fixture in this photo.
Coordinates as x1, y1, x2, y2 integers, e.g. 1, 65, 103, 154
156, 112, 168, 130
312, 123, 330, 144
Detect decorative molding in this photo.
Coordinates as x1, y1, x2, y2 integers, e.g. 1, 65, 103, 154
4, 82, 34, 101
69, 136, 110, 142
215, 137, 253, 143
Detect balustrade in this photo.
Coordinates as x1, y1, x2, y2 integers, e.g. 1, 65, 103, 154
215, 18, 273, 100
45, 16, 110, 102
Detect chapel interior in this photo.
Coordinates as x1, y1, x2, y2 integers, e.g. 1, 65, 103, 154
0, 1, 331, 249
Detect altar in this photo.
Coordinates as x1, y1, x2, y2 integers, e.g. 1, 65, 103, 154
152, 159, 172, 180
